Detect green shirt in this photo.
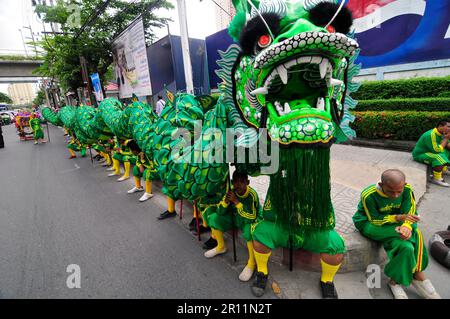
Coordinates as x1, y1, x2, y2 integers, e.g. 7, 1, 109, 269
413, 128, 446, 157
136, 152, 154, 170
353, 184, 417, 231
217, 186, 262, 223
29, 118, 42, 131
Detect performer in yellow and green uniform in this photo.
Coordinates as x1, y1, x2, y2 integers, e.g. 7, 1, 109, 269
110, 138, 136, 181
203, 170, 262, 282
353, 169, 440, 299
412, 120, 450, 187
67, 131, 86, 159
29, 113, 46, 145
127, 139, 156, 202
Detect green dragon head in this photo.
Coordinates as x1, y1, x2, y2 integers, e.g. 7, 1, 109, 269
228, 0, 358, 147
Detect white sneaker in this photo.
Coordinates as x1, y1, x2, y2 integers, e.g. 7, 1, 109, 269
106, 167, 115, 171
108, 172, 120, 177
139, 192, 154, 202
412, 279, 441, 299
204, 247, 227, 259
238, 266, 254, 282
430, 178, 450, 187
117, 176, 130, 182
128, 186, 144, 194
388, 282, 408, 299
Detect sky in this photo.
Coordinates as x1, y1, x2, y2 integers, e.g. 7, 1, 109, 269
0, 0, 220, 94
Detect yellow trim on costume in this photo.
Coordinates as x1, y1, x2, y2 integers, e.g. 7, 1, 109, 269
431, 128, 444, 153
236, 186, 250, 199
415, 228, 424, 272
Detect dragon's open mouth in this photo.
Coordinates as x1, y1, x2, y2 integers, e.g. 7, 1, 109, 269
249, 32, 358, 145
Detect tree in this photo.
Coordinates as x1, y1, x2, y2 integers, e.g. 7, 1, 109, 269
33, 0, 173, 92
33, 89, 47, 106
0, 92, 13, 104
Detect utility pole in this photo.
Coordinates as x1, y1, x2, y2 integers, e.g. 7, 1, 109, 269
177, 0, 194, 94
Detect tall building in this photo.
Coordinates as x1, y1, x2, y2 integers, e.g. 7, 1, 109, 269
215, 0, 236, 31
8, 83, 36, 105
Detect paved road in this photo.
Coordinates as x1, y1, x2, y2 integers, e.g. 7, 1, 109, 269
0, 124, 275, 299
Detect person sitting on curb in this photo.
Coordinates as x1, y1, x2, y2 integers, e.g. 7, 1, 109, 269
127, 139, 155, 202
352, 169, 441, 299
203, 170, 262, 282
412, 120, 450, 187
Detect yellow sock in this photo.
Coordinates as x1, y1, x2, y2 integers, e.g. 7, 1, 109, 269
320, 259, 341, 283
254, 250, 271, 275
113, 159, 120, 174
167, 197, 175, 213
69, 149, 76, 157
134, 177, 142, 188
193, 204, 198, 218
433, 170, 442, 180
246, 242, 256, 270
145, 180, 152, 193
123, 161, 130, 178
212, 229, 225, 251
106, 154, 112, 165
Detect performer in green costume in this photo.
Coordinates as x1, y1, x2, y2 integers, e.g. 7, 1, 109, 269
203, 170, 262, 282
127, 139, 156, 202
412, 120, 450, 187
353, 169, 441, 299
29, 113, 46, 145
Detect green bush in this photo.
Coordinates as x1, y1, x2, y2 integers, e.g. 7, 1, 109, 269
353, 77, 450, 100
355, 97, 450, 112
351, 111, 450, 141
438, 91, 450, 98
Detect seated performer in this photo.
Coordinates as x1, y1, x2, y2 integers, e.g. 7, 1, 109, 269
29, 113, 47, 145
110, 138, 136, 181
412, 120, 450, 187
203, 170, 262, 282
127, 140, 155, 202
353, 169, 441, 299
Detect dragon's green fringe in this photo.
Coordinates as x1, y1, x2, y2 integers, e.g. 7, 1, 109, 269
269, 147, 335, 234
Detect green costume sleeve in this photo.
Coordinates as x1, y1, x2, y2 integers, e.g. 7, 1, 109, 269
361, 190, 397, 226
235, 188, 260, 221
400, 184, 418, 230
430, 129, 445, 153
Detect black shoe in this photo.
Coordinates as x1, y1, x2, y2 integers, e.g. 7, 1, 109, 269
320, 281, 338, 299
192, 225, 210, 235
188, 218, 200, 231
251, 272, 268, 297
202, 237, 217, 250
158, 210, 177, 220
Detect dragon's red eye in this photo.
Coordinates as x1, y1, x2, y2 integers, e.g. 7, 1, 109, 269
326, 25, 336, 33
258, 34, 272, 48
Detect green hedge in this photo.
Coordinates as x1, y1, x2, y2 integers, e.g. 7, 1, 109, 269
438, 91, 450, 98
353, 77, 450, 100
351, 111, 450, 141
355, 97, 450, 112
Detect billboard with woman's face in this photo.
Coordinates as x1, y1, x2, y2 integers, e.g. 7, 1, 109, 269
112, 17, 152, 98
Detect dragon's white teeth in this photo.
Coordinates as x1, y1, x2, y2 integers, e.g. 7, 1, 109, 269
284, 60, 297, 69
276, 65, 288, 85
319, 60, 328, 79
329, 78, 344, 87
251, 87, 269, 95
284, 102, 291, 113
316, 98, 325, 111
275, 101, 284, 116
